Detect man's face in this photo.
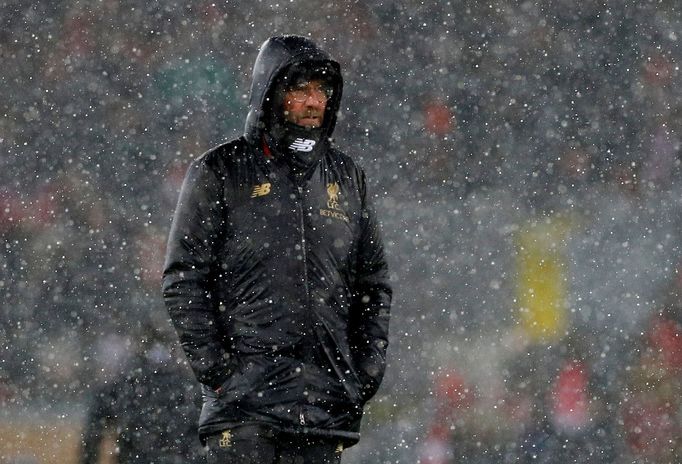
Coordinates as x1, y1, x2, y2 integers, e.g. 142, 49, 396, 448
282, 79, 331, 128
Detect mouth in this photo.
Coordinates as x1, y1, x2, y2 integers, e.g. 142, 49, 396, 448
298, 115, 322, 127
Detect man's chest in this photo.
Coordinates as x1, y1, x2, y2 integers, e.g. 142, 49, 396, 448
223, 170, 361, 255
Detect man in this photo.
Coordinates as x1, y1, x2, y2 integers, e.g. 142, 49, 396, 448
162, 35, 391, 463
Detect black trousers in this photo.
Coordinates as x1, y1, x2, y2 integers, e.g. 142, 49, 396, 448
205, 425, 344, 464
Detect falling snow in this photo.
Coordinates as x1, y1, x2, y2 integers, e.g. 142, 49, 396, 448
2, 1, 682, 463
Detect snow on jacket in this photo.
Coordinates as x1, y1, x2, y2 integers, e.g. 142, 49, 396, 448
162, 35, 391, 444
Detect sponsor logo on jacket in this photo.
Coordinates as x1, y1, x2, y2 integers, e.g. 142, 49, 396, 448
251, 182, 271, 198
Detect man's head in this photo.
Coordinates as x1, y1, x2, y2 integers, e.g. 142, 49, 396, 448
243, 35, 343, 145
273, 61, 337, 130
281, 79, 333, 128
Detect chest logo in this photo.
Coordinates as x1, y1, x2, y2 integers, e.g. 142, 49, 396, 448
320, 182, 349, 223
219, 430, 232, 448
327, 182, 340, 209
251, 182, 271, 198
289, 138, 316, 152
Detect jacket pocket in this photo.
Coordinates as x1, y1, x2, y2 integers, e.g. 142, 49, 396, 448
214, 357, 263, 404
336, 360, 370, 406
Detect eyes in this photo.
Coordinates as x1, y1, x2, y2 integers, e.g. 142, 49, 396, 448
285, 81, 334, 103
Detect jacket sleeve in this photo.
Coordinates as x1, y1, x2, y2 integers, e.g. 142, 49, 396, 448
162, 154, 228, 389
349, 169, 392, 403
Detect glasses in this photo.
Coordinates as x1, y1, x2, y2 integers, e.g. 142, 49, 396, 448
285, 82, 334, 103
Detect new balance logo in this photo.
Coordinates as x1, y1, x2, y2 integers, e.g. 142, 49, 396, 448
289, 138, 316, 152
251, 182, 271, 198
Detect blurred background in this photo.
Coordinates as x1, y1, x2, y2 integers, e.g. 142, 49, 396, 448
2, 1, 682, 463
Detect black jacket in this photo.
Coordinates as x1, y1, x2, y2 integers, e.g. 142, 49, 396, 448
162, 36, 391, 445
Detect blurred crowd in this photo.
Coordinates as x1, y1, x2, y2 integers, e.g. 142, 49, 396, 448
2, 1, 682, 463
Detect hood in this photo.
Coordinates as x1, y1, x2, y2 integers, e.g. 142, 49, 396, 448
243, 35, 343, 145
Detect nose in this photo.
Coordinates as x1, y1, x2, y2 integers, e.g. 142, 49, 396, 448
306, 94, 321, 105
304, 96, 326, 113
305, 88, 328, 105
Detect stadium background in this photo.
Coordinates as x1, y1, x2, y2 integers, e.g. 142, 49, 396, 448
2, 1, 682, 462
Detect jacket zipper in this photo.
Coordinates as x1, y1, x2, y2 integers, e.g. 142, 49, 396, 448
296, 185, 311, 300
296, 185, 309, 428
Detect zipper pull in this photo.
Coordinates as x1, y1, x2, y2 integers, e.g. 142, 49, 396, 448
299, 409, 306, 426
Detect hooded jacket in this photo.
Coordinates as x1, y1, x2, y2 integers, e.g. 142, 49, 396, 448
162, 35, 391, 445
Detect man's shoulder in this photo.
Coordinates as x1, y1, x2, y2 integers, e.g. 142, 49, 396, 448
187, 137, 256, 179
196, 137, 249, 166
326, 146, 365, 180
327, 145, 354, 164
